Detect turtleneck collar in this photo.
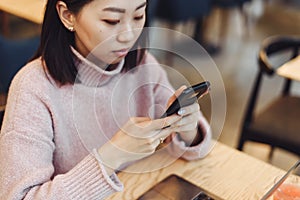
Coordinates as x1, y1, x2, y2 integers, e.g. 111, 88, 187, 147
71, 47, 124, 87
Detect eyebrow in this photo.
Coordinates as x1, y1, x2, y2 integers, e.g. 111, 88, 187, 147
135, 2, 147, 11
102, 2, 147, 13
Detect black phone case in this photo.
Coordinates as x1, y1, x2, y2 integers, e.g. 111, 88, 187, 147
160, 81, 210, 118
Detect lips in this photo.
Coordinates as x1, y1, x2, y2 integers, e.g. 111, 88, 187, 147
113, 48, 130, 57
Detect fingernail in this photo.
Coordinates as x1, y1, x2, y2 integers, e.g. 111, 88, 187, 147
177, 109, 185, 115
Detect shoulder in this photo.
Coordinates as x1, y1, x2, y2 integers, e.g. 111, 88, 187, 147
13, 58, 48, 83
9, 58, 58, 98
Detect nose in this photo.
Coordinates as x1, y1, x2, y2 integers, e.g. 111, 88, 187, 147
117, 24, 135, 43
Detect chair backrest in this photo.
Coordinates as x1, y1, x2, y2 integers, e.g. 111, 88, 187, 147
212, 0, 252, 8
238, 35, 300, 156
258, 35, 300, 75
153, 0, 211, 22
244, 35, 300, 125
0, 35, 39, 129
0, 35, 39, 93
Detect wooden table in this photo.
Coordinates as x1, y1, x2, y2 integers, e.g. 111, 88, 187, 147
0, 0, 45, 24
277, 55, 300, 81
107, 141, 289, 200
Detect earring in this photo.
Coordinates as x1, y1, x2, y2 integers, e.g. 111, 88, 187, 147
68, 26, 74, 32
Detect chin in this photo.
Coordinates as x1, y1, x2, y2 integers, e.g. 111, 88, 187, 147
109, 57, 124, 64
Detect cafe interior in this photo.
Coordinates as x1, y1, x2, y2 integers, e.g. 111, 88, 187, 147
0, 0, 300, 199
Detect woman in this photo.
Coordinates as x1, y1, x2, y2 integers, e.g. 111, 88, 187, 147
0, 0, 211, 199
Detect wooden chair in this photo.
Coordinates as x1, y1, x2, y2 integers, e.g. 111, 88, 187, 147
0, 11, 10, 36
237, 35, 300, 159
0, 35, 39, 129
0, 94, 6, 129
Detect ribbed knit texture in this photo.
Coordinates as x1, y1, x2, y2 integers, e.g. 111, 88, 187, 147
0, 50, 211, 199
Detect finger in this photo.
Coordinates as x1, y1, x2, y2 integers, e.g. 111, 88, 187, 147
175, 85, 187, 97
172, 113, 199, 128
150, 115, 182, 130
133, 116, 178, 131
177, 103, 200, 116
121, 117, 152, 137
153, 119, 196, 140
167, 85, 187, 107
148, 138, 161, 153
153, 128, 174, 142
170, 122, 198, 133
141, 135, 165, 153
130, 117, 151, 123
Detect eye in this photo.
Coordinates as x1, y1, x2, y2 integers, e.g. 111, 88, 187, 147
103, 20, 120, 25
134, 15, 144, 21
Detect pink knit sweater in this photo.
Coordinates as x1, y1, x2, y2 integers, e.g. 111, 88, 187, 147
0, 50, 211, 200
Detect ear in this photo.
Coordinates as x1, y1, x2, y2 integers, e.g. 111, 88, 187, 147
56, 1, 75, 31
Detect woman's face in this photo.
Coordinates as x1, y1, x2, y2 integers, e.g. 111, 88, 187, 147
73, 0, 146, 64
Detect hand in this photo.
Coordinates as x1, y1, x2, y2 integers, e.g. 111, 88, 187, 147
98, 115, 182, 174
166, 86, 201, 146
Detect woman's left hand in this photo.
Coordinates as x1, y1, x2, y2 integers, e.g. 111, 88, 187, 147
165, 86, 201, 146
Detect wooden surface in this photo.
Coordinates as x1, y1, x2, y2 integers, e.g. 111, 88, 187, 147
0, 94, 6, 111
277, 55, 300, 81
0, 0, 45, 24
107, 141, 289, 200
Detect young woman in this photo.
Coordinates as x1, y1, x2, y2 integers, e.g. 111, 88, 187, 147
0, 0, 211, 199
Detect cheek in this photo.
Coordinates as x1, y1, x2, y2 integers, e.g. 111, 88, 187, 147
95, 28, 116, 46
87, 28, 113, 54
75, 25, 100, 50
135, 28, 143, 37
132, 28, 144, 43
136, 20, 145, 34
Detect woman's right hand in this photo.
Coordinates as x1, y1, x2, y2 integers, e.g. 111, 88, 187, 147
97, 115, 182, 174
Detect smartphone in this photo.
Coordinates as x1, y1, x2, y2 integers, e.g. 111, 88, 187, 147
160, 81, 210, 118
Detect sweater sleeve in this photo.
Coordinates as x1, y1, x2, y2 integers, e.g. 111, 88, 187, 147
144, 53, 212, 160
0, 64, 123, 200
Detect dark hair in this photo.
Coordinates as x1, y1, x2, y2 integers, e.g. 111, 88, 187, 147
32, 0, 148, 85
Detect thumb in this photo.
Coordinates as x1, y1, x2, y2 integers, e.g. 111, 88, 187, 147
174, 85, 187, 97
168, 85, 187, 106
128, 117, 151, 124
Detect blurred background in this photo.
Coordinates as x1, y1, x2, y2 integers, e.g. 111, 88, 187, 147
1, 0, 300, 171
